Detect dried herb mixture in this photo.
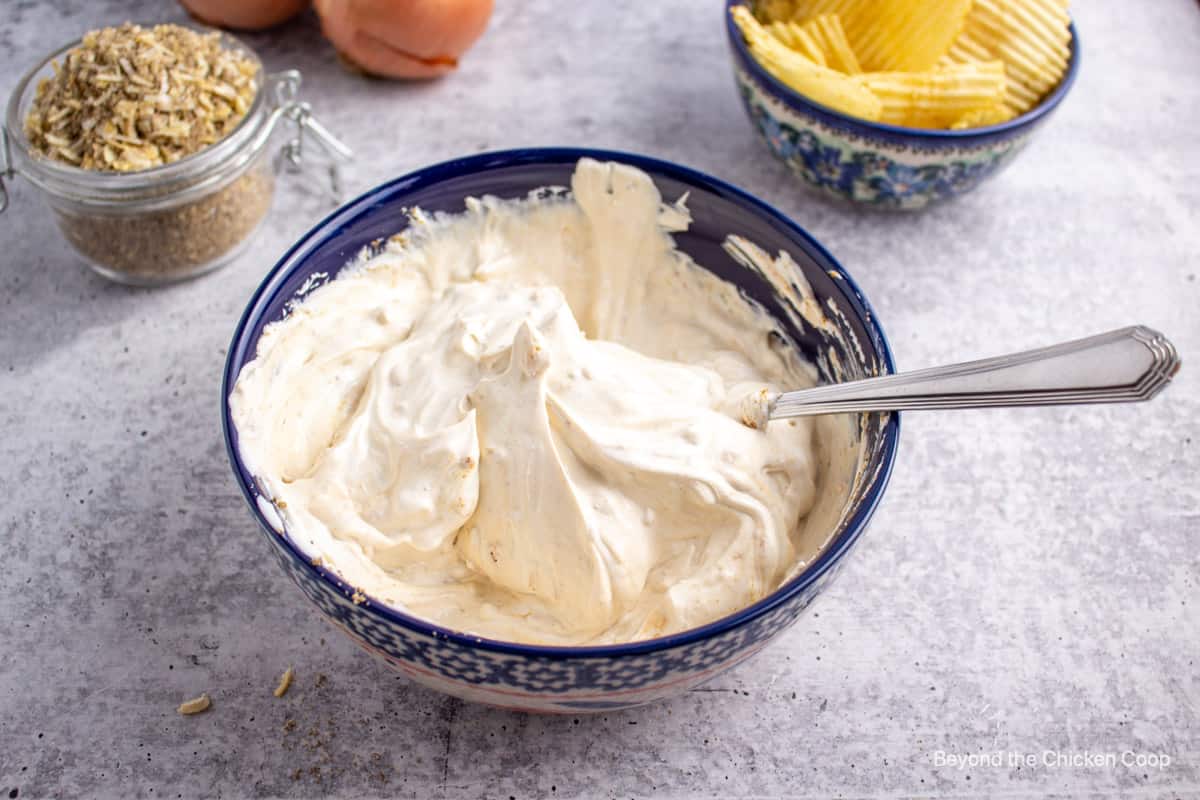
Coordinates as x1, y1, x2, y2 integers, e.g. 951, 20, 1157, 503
25, 22, 257, 171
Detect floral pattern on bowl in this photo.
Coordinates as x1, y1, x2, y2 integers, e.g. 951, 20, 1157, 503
725, 0, 1080, 210
739, 75, 1027, 209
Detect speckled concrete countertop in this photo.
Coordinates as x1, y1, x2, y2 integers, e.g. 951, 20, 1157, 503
2, 1, 1197, 798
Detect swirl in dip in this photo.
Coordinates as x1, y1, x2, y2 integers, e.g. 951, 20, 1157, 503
231, 159, 836, 645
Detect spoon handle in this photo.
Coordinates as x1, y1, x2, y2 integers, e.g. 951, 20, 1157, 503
769, 326, 1181, 419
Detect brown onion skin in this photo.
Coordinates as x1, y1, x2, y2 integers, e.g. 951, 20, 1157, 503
179, 0, 311, 30
314, 0, 495, 79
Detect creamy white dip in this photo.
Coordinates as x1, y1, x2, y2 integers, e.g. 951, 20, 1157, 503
231, 159, 837, 645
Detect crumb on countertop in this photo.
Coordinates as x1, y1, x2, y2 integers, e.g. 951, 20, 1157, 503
274, 666, 295, 698
177, 693, 211, 715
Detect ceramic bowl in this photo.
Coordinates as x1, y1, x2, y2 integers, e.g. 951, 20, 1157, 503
724, 0, 1080, 209
222, 147, 900, 712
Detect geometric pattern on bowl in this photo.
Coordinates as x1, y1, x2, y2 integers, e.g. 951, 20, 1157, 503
266, 528, 849, 711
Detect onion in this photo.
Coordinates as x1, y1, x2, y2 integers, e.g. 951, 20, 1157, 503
178, 0, 311, 31
314, 0, 494, 79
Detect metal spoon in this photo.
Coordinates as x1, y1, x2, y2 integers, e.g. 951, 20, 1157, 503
766, 326, 1180, 421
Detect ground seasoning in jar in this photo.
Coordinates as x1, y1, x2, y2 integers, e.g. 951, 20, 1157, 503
13, 22, 276, 285
53, 167, 274, 281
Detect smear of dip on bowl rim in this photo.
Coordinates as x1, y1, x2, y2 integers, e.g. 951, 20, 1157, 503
230, 158, 844, 646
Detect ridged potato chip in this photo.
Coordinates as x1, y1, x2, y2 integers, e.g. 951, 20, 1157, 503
734, 6, 883, 121
738, 0, 1071, 130
854, 0, 974, 71
860, 60, 1007, 128
768, 0, 973, 71
950, 103, 1018, 129
803, 14, 862, 74
940, 0, 1072, 113
766, 14, 860, 73
767, 20, 828, 66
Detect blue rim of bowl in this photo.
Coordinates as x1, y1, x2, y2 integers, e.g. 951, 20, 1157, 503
723, 0, 1080, 142
221, 146, 901, 660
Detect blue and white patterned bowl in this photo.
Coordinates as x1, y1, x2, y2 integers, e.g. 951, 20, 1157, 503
725, 0, 1080, 209
222, 148, 901, 712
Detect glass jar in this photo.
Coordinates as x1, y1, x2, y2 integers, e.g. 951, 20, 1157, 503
1, 26, 351, 286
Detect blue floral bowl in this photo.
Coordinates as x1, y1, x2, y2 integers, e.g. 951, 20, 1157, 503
222, 148, 900, 712
725, 0, 1080, 209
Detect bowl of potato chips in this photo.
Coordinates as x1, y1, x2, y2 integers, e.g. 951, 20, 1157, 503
726, 0, 1079, 209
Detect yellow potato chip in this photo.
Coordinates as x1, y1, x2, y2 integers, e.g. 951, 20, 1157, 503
733, 6, 884, 121
856, 0, 975, 71
941, 0, 1072, 113
768, 21, 828, 66
949, 103, 1018, 129
782, 0, 973, 71
738, 0, 1070, 130
860, 60, 1007, 128
768, 15, 858, 72
766, 20, 797, 47
801, 14, 862, 74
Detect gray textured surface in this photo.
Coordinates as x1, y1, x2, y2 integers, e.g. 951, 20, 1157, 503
1, 0, 1198, 797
